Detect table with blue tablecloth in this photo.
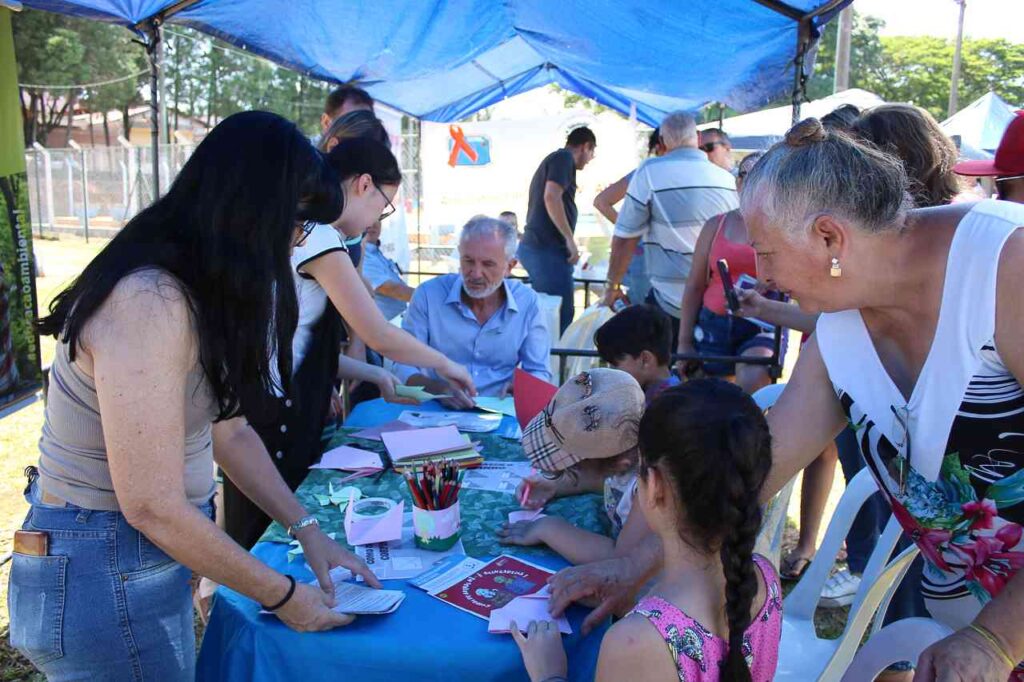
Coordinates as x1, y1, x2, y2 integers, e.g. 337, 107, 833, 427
197, 399, 610, 682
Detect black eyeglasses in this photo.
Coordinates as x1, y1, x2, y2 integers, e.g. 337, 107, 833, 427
375, 182, 396, 221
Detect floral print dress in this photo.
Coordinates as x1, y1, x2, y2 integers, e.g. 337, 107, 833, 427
817, 200, 1024, 677
627, 554, 782, 681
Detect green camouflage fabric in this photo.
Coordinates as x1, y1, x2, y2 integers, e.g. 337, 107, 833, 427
259, 427, 608, 558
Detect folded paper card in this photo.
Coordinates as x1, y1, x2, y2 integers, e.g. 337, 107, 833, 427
513, 368, 558, 429
349, 419, 418, 442
344, 495, 404, 546
312, 445, 383, 472
488, 593, 572, 634
508, 509, 545, 524
473, 396, 516, 418
381, 425, 469, 462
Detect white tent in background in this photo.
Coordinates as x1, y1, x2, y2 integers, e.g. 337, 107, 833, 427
698, 88, 885, 150
941, 91, 1017, 153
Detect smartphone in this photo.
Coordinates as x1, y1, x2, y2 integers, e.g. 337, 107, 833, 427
717, 259, 740, 313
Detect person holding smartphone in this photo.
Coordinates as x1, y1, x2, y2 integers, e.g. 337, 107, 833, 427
675, 152, 779, 394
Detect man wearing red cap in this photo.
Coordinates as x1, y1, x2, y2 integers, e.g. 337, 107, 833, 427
955, 110, 1024, 203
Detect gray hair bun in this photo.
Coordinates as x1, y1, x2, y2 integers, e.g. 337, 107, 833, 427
785, 118, 827, 147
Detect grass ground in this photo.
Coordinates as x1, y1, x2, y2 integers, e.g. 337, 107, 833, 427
0, 235, 849, 679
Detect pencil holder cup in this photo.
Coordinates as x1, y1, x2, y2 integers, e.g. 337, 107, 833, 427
412, 502, 461, 551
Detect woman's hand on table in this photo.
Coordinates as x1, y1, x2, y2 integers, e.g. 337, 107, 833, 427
914, 627, 1016, 682
516, 475, 558, 510
548, 556, 641, 635
510, 620, 568, 682
275, 581, 355, 632
498, 518, 552, 547
373, 367, 421, 406
296, 526, 382, 595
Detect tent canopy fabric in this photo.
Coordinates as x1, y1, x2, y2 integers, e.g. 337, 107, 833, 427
22, 0, 852, 126
941, 91, 1018, 153
698, 87, 884, 150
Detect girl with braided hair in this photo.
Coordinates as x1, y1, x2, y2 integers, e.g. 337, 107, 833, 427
510, 379, 781, 682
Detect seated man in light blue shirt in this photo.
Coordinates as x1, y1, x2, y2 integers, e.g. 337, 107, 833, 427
395, 216, 552, 408
362, 221, 415, 321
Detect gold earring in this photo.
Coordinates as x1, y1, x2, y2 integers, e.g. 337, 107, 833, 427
830, 257, 842, 278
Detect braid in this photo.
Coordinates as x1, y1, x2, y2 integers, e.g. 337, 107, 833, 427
719, 416, 771, 682
638, 379, 773, 682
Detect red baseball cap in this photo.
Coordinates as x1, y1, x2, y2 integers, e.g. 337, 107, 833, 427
954, 110, 1024, 177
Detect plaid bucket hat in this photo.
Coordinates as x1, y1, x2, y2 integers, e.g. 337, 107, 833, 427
521, 368, 645, 473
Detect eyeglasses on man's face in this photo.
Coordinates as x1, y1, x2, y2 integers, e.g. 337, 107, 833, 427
699, 140, 729, 153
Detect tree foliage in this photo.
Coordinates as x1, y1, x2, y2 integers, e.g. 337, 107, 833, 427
809, 11, 1024, 119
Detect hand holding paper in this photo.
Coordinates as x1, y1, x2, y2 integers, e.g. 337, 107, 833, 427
394, 385, 450, 402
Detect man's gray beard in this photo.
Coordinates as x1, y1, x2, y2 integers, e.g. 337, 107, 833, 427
462, 279, 502, 300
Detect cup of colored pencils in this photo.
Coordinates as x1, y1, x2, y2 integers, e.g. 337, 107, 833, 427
405, 460, 463, 551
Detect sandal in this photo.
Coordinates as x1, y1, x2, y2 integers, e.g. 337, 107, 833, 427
780, 552, 813, 581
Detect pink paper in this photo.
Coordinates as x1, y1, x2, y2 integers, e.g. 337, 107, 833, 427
349, 420, 418, 442
487, 592, 572, 634
344, 495, 404, 546
508, 509, 545, 524
311, 445, 383, 472
381, 425, 468, 462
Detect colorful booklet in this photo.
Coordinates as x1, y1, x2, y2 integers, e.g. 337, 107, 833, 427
426, 555, 556, 620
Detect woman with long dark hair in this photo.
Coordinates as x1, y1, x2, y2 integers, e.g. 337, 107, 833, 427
8, 112, 380, 681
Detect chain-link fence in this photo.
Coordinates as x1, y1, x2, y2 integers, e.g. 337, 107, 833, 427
24, 143, 197, 240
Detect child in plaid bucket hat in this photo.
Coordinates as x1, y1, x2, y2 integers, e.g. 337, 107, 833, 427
498, 368, 649, 564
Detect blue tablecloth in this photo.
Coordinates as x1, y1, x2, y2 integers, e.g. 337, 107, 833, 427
197, 400, 608, 682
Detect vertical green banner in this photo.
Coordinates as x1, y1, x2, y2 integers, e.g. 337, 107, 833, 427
0, 6, 43, 416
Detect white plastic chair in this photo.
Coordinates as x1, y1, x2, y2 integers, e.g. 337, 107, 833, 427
841, 618, 953, 682
775, 467, 914, 682
752, 384, 794, 568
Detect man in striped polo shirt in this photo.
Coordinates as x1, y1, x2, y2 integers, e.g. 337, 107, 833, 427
603, 111, 737, 347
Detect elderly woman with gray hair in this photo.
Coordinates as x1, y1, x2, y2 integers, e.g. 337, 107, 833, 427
546, 118, 1024, 681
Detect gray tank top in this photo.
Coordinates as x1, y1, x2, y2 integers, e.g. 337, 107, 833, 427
37, 339, 217, 511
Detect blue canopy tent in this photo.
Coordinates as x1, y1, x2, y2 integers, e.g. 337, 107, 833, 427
20, 0, 852, 189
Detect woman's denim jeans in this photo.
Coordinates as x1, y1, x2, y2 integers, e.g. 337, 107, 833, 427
7, 481, 212, 681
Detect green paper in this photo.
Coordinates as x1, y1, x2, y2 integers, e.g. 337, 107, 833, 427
394, 385, 451, 402
473, 396, 516, 418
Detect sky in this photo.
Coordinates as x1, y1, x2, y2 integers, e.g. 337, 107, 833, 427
850, 0, 1024, 41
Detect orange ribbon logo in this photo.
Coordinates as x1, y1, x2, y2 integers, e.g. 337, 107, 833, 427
448, 125, 479, 167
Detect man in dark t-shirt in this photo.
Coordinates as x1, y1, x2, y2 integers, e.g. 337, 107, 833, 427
518, 126, 597, 333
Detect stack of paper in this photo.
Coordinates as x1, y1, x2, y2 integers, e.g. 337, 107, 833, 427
262, 566, 405, 616
382, 426, 484, 469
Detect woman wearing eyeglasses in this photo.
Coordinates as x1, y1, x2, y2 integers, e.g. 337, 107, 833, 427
747, 119, 1024, 681
223, 136, 476, 548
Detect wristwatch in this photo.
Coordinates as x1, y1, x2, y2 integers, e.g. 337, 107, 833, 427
286, 515, 319, 538
605, 280, 621, 291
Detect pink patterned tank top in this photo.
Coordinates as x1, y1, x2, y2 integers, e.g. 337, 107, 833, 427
627, 554, 782, 682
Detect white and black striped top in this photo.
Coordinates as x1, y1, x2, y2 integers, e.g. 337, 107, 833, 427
817, 199, 1024, 632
